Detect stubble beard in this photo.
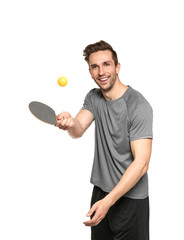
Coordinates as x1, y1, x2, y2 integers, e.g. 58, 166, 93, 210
95, 73, 118, 93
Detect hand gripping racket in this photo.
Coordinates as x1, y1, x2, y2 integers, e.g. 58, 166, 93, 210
29, 101, 57, 125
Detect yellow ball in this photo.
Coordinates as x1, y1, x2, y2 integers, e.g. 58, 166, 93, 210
57, 76, 68, 87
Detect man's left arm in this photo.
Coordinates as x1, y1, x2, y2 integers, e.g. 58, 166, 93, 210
83, 138, 152, 227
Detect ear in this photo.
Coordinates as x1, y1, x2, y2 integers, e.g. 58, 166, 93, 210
116, 63, 120, 75
89, 67, 92, 76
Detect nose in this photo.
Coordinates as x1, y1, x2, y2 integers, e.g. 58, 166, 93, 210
99, 66, 105, 76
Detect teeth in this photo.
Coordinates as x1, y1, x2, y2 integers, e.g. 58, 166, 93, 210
99, 78, 108, 81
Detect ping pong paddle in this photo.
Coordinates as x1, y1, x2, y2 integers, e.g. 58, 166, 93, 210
29, 101, 57, 125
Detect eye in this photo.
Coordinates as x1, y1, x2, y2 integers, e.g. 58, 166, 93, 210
104, 62, 110, 66
91, 65, 98, 69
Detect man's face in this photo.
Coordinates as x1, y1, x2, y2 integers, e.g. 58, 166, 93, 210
88, 50, 120, 92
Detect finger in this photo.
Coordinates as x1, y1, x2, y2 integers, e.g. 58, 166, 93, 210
84, 212, 104, 226
62, 118, 74, 130
86, 204, 96, 217
58, 118, 71, 130
62, 121, 71, 130
56, 116, 74, 130
61, 117, 68, 126
57, 112, 70, 120
67, 118, 74, 128
57, 113, 65, 120
58, 117, 68, 128
84, 205, 100, 226
83, 215, 102, 227
83, 217, 97, 226
55, 121, 61, 127
55, 120, 64, 128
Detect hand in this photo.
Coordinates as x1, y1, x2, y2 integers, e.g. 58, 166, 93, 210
83, 198, 111, 227
55, 112, 74, 130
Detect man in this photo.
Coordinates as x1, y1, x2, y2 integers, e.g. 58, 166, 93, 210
55, 40, 153, 240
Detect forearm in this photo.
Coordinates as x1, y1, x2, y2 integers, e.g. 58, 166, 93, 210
84, 158, 148, 227
67, 117, 85, 138
84, 139, 152, 227
105, 159, 148, 206
56, 109, 94, 138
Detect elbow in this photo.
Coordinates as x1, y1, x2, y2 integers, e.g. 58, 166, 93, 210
142, 163, 149, 176
68, 131, 84, 139
71, 134, 83, 139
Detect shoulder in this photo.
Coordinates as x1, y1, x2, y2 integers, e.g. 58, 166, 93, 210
125, 87, 153, 119
82, 88, 103, 117
87, 88, 101, 96
125, 86, 152, 109
85, 88, 102, 101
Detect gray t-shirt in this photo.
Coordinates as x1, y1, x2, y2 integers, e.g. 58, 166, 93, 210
82, 86, 153, 199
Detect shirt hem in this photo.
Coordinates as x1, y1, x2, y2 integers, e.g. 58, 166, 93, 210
130, 135, 153, 142
81, 106, 95, 118
90, 179, 148, 199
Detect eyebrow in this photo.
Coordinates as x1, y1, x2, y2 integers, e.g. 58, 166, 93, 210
90, 61, 112, 67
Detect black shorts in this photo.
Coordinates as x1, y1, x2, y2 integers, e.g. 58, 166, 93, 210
91, 186, 149, 240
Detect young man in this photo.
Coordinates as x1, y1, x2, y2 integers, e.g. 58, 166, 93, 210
55, 41, 153, 240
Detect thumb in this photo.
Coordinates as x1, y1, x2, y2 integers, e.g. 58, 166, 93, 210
57, 113, 64, 120
86, 204, 96, 217
58, 112, 71, 120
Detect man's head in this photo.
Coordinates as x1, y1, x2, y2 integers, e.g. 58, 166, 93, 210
83, 40, 118, 67
83, 40, 120, 93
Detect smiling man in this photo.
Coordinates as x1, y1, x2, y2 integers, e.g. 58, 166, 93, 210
55, 40, 153, 240
89, 50, 119, 93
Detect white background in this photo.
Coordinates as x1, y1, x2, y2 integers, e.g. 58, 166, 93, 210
0, 0, 184, 239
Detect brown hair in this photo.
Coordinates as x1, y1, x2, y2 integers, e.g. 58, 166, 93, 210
83, 40, 118, 66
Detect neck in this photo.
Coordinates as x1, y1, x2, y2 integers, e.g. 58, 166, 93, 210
102, 77, 129, 100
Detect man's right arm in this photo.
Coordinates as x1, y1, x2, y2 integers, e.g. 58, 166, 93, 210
55, 109, 94, 138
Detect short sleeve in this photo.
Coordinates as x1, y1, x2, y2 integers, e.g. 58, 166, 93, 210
81, 89, 96, 117
129, 100, 153, 142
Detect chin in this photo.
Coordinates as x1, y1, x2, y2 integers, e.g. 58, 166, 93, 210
100, 85, 113, 92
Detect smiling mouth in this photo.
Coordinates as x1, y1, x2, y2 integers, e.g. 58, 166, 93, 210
98, 77, 109, 84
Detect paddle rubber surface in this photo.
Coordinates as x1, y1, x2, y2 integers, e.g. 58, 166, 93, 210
29, 101, 57, 125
